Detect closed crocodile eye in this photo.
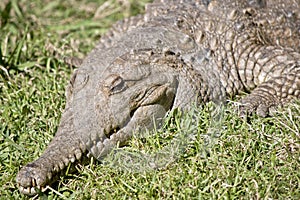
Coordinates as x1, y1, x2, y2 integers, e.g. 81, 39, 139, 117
111, 76, 126, 93
103, 74, 127, 95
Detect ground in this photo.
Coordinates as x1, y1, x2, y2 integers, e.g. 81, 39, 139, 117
0, 0, 299, 199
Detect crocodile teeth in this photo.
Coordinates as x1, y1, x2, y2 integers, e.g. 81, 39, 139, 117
74, 149, 82, 160
70, 156, 75, 163
47, 172, 52, 181
58, 160, 65, 170
30, 187, 37, 194
63, 156, 70, 166
19, 186, 35, 195
19, 185, 47, 195
54, 164, 60, 172
31, 178, 36, 187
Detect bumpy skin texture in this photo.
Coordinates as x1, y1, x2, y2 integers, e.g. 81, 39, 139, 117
17, 0, 300, 195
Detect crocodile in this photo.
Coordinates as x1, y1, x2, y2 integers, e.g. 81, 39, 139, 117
16, 0, 300, 195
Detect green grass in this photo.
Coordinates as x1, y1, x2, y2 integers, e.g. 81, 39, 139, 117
0, 0, 299, 199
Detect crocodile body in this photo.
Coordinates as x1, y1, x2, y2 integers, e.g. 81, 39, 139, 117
16, 0, 300, 195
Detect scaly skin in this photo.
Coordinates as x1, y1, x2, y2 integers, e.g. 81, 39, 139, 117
17, 0, 300, 195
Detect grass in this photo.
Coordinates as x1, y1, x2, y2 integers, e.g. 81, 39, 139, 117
0, 0, 299, 199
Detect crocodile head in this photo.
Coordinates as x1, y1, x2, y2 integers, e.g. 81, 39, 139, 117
16, 47, 202, 195
70, 49, 190, 160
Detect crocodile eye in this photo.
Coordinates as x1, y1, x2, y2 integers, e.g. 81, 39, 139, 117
104, 74, 127, 95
